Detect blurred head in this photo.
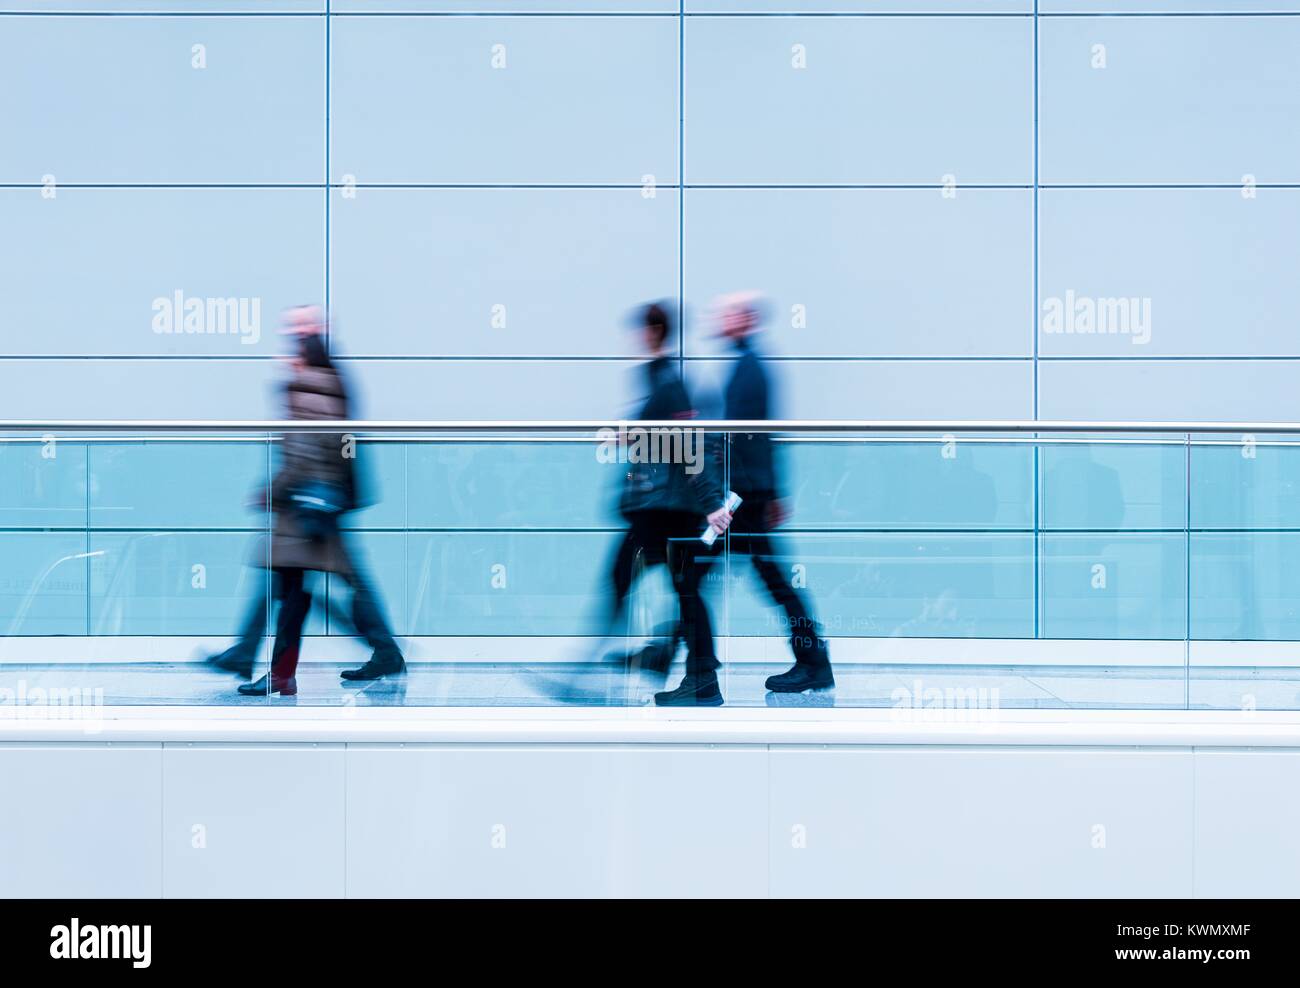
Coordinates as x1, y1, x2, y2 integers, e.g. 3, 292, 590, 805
281, 304, 325, 338
715, 291, 765, 342
639, 302, 672, 356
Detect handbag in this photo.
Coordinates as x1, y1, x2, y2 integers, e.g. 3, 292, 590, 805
288, 479, 347, 540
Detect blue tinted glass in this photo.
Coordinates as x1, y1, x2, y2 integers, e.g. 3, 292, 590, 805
1040, 439, 1186, 531
1040, 534, 1187, 640
0, 441, 86, 529
722, 533, 1035, 640
406, 441, 620, 530
89, 532, 267, 636
778, 440, 1033, 530
1191, 533, 1300, 642
1191, 439, 1300, 531
0, 532, 88, 637
89, 443, 267, 530
405, 531, 622, 637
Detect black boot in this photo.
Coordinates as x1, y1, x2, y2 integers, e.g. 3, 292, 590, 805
604, 639, 678, 674
765, 662, 835, 693
237, 673, 297, 697
633, 639, 678, 674
341, 651, 406, 682
654, 672, 723, 707
206, 645, 256, 680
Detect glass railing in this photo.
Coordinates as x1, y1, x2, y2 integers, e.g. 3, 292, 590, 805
1, 419, 1297, 712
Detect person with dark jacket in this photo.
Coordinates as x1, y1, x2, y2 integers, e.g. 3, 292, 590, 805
206, 309, 366, 680
237, 327, 404, 696
606, 302, 733, 706
717, 293, 834, 693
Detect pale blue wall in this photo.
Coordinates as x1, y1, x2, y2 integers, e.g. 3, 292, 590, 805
1, 3, 1297, 642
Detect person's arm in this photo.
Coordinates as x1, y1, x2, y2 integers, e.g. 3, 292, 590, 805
673, 386, 728, 526
692, 433, 732, 534
749, 358, 787, 505
269, 433, 318, 508
269, 448, 303, 509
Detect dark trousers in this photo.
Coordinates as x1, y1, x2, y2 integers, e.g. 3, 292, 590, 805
729, 498, 828, 669
215, 568, 394, 671
606, 510, 719, 677
208, 570, 283, 671
269, 565, 402, 679
648, 498, 830, 670
269, 568, 312, 678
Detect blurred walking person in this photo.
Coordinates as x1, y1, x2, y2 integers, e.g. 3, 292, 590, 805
716, 292, 834, 692
599, 302, 733, 705
237, 309, 404, 696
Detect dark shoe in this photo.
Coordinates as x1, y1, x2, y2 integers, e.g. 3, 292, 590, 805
603, 639, 677, 674
341, 652, 406, 682
238, 673, 297, 696
206, 647, 255, 680
765, 663, 835, 693
654, 673, 723, 707
631, 639, 678, 674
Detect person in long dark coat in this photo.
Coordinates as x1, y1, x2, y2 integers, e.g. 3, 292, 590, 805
238, 332, 404, 696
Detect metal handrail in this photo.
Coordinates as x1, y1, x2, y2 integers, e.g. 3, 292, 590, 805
1, 420, 1298, 434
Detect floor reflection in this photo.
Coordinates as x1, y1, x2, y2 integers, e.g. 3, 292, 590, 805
3, 661, 1299, 710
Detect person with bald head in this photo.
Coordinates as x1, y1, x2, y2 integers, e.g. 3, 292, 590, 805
716, 292, 834, 693
282, 303, 325, 338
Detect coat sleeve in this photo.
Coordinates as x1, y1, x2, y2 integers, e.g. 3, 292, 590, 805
269, 440, 305, 509
689, 430, 725, 510
670, 382, 723, 510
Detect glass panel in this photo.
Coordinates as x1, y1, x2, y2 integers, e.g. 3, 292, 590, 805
0, 532, 88, 638
1039, 533, 1186, 640
0, 440, 86, 529
1039, 439, 1185, 532
1189, 435, 1300, 710
404, 440, 615, 529
9, 425, 1300, 711
89, 442, 265, 530
783, 439, 1033, 530
721, 532, 1035, 641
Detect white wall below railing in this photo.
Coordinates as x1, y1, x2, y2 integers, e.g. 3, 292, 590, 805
2, 709, 1299, 899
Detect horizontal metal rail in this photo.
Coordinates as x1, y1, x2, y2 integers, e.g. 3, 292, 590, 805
0, 420, 1298, 435
6, 435, 1300, 448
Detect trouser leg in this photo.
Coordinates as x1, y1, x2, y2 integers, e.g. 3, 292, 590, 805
234, 586, 269, 655
733, 500, 829, 668
603, 527, 641, 636
665, 519, 719, 678
270, 567, 311, 679
211, 577, 272, 668
342, 569, 402, 662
